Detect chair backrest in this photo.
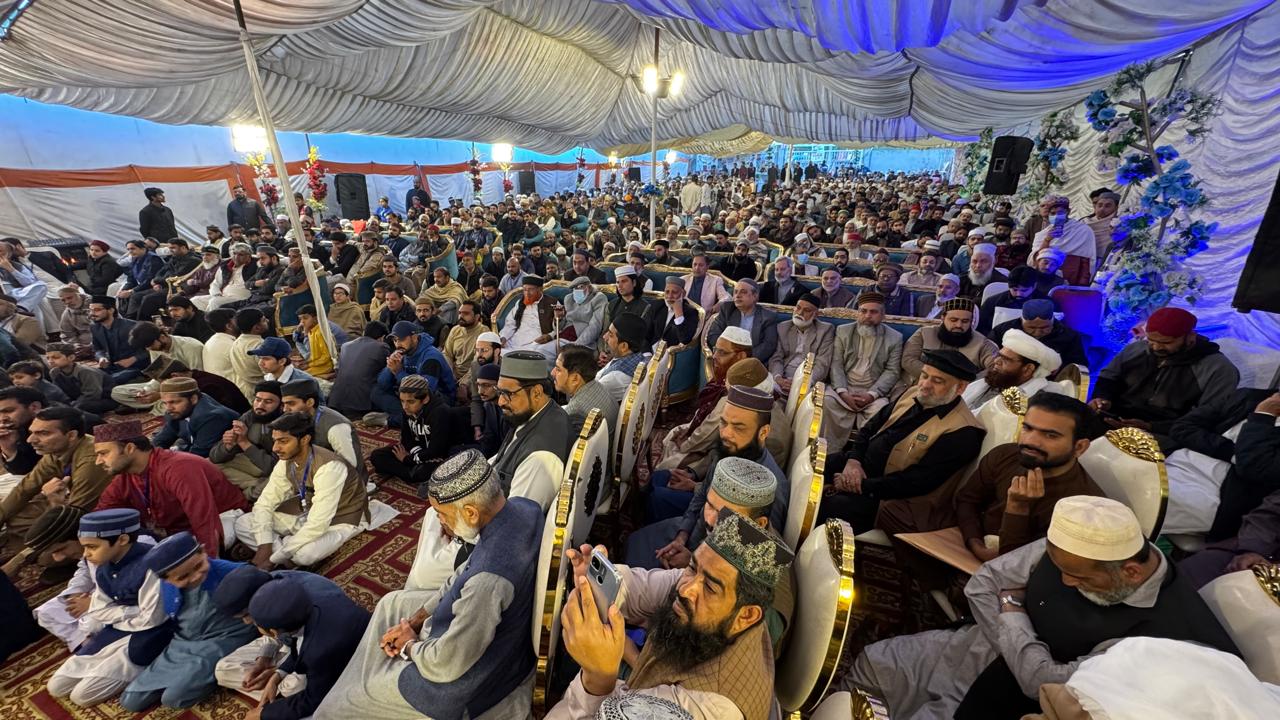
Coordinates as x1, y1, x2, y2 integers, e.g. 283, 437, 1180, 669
981, 281, 1009, 304
784, 437, 827, 550
1049, 285, 1105, 342
785, 352, 815, 421
532, 470, 576, 713
1077, 428, 1169, 538
991, 304, 1021, 329
426, 239, 459, 279
663, 304, 706, 407
565, 408, 611, 540
644, 342, 672, 437
811, 691, 891, 720
613, 360, 652, 507
777, 518, 858, 713
973, 388, 1027, 476
1048, 363, 1085, 402
1199, 566, 1280, 684
275, 272, 331, 335
790, 381, 824, 470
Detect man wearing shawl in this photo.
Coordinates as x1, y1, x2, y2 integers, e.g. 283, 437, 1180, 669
418, 266, 469, 325
550, 511, 794, 720
212, 566, 370, 720
314, 449, 543, 720
653, 329, 751, 476
118, 531, 257, 711
840, 496, 1238, 720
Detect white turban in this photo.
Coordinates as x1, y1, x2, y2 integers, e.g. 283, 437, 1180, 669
1001, 329, 1062, 378
720, 326, 752, 348
973, 243, 997, 258
1048, 496, 1144, 561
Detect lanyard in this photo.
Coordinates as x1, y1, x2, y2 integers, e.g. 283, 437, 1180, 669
131, 471, 153, 527
288, 450, 316, 512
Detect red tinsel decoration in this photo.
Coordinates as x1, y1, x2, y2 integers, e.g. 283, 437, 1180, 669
468, 158, 483, 192
503, 177, 514, 193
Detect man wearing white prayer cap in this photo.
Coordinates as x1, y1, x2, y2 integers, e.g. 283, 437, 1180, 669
841, 495, 1241, 719
961, 328, 1065, 408
959, 241, 1009, 302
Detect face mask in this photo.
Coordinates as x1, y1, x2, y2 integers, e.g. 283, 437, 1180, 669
156, 246, 172, 257
572, 289, 587, 304
795, 253, 808, 266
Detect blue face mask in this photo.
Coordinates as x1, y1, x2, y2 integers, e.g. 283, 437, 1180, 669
572, 289, 587, 304
796, 253, 809, 266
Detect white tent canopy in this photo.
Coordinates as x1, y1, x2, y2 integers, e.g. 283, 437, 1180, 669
0, 0, 1274, 154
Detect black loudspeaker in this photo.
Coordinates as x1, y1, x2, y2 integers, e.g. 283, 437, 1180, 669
982, 136, 1035, 195
334, 173, 370, 220
1234, 168, 1280, 313
627, 167, 642, 183
517, 170, 536, 195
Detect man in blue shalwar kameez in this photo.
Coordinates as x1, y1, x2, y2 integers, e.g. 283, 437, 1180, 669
118, 531, 257, 711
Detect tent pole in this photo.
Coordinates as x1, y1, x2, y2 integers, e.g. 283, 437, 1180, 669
648, 27, 659, 247
231, 0, 336, 362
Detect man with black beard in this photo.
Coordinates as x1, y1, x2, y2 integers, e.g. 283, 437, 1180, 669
955, 392, 1103, 560
901, 297, 997, 387
961, 330, 1064, 409
553, 511, 794, 719
629, 386, 789, 572
209, 380, 283, 499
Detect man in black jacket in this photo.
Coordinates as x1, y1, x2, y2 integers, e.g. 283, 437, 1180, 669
368, 374, 451, 491
647, 276, 700, 348
717, 240, 759, 282
989, 299, 1089, 369
226, 183, 272, 231
138, 187, 176, 242
165, 296, 213, 343
320, 232, 359, 280
760, 256, 806, 306
126, 238, 202, 320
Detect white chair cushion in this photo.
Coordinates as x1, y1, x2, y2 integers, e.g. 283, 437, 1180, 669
777, 519, 855, 713
614, 364, 653, 501
1199, 568, 1280, 684
785, 352, 814, 421
784, 437, 827, 550
790, 381, 824, 469
1077, 428, 1168, 538
565, 410, 611, 547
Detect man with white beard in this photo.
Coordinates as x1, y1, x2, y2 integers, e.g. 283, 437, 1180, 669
916, 273, 961, 318
962, 329, 1065, 408
768, 293, 834, 392
822, 292, 902, 449
958, 243, 1009, 303
840, 496, 1239, 720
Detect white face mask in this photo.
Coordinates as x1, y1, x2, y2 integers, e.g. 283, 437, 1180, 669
572, 288, 587, 304
155, 246, 172, 258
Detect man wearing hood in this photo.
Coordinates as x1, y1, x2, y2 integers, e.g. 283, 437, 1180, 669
1091, 307, 1239, 443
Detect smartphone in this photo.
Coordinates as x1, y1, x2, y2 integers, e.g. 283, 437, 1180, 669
583, 549, 623, 624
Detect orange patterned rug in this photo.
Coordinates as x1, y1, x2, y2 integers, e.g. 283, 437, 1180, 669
0, 421, 419, 720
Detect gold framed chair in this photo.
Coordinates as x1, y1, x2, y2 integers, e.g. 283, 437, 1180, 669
776, 518, 858, 714
532, 462, 576, 713
789, 381, 825, 473
811, 690, 892, 720
1077, 427, 1169, 539
784, 437, 827, 551
565, 408, 611, 536
1049, 363, 1087, 402
643, 341, 671, 436
1199, 565, 1280, 684
165, 264, 203, 300
611, 360, 653, 511
974, 387, 1028, 462
662, 303, 706, 407
785, 352, 815, 422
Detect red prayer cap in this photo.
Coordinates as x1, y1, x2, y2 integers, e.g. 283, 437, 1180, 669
1146, 307, 1197, 337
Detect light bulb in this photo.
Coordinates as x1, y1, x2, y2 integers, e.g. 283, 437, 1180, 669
492, 143, 513, 164
669, 71, 685, 97
641, 66, 659, 95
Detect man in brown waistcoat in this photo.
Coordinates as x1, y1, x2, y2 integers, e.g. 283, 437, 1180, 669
233, 412, 369, 569
819, 349, 986, 534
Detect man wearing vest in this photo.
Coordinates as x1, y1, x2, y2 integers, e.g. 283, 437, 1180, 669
279, 379, 369, 489
235, 412, 369, 569
551, 511, 794, 719
488, 350, 572, 511
314, 450, 543, 720
842, 496, 1240, 720
819, 349, 986, 534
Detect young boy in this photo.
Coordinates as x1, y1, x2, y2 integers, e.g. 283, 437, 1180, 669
8, 360, 70, 404
22, 505, 91, 647
119, 531, 257, 711
46, 343, 117, 414
47, 508, 170, 707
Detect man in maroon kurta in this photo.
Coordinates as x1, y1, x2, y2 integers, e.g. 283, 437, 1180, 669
92, 419, 248, 555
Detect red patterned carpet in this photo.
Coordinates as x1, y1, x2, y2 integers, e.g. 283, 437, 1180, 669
0, 421, 421, 720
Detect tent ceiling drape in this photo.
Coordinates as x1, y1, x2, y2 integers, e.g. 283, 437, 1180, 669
0, 1, 1275, 154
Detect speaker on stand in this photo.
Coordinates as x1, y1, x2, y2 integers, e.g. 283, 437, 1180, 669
517, 170, 536, 195
627, 167, 642, 183
982, 136, 1035, 196
1234, 168, 1280, 314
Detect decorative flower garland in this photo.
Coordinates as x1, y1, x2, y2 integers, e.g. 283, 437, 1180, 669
243, 152, 280, 210
576, 151, 588, 191
303, 146, 327, 213
1017, 110, 1081, 209
468, 144, 484, 201
960, 127, 994, 198
640, 183, 663, 200
1084, 61, 1221, 346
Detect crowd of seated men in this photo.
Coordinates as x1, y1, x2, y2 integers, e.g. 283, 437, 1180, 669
0, 168, 1275, 719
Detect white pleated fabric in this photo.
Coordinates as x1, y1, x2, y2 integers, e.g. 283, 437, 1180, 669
1, 0, 1274, 152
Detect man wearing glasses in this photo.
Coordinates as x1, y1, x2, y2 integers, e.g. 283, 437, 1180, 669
486, 350, 572, 513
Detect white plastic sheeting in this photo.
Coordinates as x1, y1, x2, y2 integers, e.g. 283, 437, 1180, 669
0, 1, 1274, 152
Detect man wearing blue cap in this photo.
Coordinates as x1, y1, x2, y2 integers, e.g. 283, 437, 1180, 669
249, 336, 323, 391
989, 298, 1089, 370
119, 531, 257, 712
370, 320, 456, 427
213, 568, 370, 720
48, 508, 170, 707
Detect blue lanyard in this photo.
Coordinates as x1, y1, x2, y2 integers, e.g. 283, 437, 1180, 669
288, 450, 316, 511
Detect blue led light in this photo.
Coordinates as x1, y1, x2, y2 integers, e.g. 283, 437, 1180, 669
0, 0, 37, 42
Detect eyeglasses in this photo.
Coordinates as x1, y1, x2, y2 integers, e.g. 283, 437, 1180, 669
496, 385, 534, 401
